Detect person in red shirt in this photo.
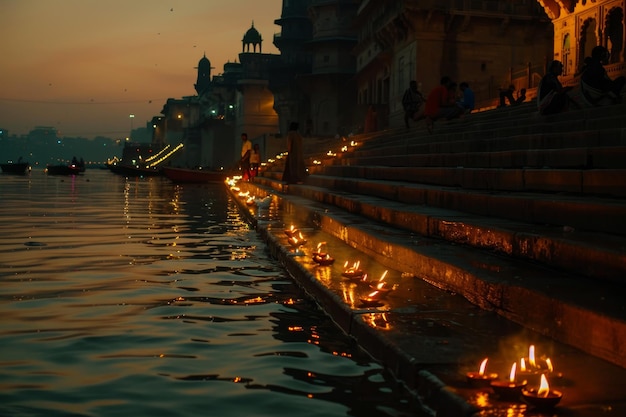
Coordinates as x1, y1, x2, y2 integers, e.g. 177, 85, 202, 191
424, 76, 461, 133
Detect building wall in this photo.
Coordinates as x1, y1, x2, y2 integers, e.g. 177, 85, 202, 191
354, 0, 554, 128
549, 0, 625, 83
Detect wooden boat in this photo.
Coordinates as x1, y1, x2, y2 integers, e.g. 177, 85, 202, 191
162, 166, 226, 183
46, 164, 83, 176
1, 161, 30, 174
108, 163, 162, 177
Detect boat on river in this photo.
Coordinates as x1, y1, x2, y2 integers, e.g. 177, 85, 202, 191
162, 166, 227, 183
46, 163, 83, 176
108, 163, 162, 177
1, 160, 30, 175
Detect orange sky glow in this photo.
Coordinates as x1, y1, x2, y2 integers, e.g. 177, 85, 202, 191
0, 0, 282, 139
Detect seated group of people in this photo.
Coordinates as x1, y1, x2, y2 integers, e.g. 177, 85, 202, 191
402, 77, 475, 133
401, 46, 623, 133
538, 45, 625, 115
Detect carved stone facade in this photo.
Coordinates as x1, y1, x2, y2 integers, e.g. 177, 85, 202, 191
537, 0, 625, 82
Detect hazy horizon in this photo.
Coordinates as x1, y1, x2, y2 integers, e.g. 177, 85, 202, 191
0, 0, 282, 140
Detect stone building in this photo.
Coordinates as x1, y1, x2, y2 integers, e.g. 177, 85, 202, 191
270, 0, 313, 136
537, 0, 625, 82
353, 0, 554, 129
236, 22, 282, 161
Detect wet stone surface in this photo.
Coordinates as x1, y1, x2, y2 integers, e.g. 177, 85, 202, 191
231, 181, 626, 417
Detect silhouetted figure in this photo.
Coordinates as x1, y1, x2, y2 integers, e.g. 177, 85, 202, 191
402, 80, 425, 128
581, 45, 625, 105
282, 122, 307, 184
240, 132, 252, 180
499, 85, 517, 107
250, 143, 261, 179
457, 82, 475, 114
514, 88, 527, 105
424, 76, 462, 134
537, 60, 572, 115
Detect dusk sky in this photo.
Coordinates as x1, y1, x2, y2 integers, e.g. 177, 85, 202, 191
0, 0, 282, 139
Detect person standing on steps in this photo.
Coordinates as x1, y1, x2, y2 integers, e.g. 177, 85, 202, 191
249, 143, 261, 180
402, 80, 425, 128
240, 132, 252, 180
282, 122, 307, 184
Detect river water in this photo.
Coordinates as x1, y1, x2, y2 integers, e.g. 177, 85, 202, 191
0, 169, 422, 417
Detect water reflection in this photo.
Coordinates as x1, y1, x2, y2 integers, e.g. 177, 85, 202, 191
0, 171, 420, 417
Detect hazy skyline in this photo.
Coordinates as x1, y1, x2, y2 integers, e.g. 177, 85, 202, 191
0, 0, 282, 139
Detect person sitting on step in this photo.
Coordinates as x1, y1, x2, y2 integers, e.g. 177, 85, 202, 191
581, 45, 625, 106
537, 60, 573, 115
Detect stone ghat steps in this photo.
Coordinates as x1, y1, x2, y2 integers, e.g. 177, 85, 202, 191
239, 178, 626, 370
253, 174, 626, 283
249, 102, 626, 369
257, 101, 626, 277
335, 133, 626, 168
309, 165, 626, 198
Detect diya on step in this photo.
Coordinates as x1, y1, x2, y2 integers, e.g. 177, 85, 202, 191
521, 373, 562, 410
341, 260, 365, 280
466, 358, 498, 387
490, 362, 527, 400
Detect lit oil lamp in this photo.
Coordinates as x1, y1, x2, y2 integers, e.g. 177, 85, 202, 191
518, 345, 559, 385
359, 290, 385, 307
313, 253, 335, 265
490, 362, 527, 401
311, 242, 328, 257
368, 270, 393, 293
466, 358, 498, 387
287, 231, 307, 248
246, 196, 255, 206
284, 225, 298, 238
521, 373, 562, 410
341, 260, 365, 280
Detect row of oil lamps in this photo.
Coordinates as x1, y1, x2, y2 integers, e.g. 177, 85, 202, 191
466, 345, 563, 410
284, 224, 397, 307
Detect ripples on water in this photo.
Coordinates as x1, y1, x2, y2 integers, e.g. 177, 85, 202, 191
0, 171, 419, 417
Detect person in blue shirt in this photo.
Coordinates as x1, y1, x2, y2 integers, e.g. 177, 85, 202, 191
457, 82, 475, 113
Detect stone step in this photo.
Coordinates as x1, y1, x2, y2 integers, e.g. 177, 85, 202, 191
235, 179, 626, 371
309, 165, 626, 198
253, 175, 626, 282
330, 145, 626, 169
350, 130, 626, 157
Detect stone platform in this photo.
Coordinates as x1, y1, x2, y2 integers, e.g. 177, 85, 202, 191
227, 101, 626, 416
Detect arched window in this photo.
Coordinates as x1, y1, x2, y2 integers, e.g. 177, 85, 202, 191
563, 33, 571, 75
578, 18, 598, 73
605, 7, 624, 64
